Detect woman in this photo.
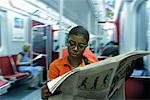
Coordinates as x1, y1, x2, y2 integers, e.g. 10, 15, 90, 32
16, 43, 43, 89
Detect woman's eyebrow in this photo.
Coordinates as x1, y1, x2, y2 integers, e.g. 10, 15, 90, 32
70, 40, 86, 45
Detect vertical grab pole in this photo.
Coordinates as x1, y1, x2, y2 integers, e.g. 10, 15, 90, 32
59, 0, 64, 58
46, 25, 52, 80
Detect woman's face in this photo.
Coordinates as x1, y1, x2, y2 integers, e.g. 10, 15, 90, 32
68, 35, 88, 59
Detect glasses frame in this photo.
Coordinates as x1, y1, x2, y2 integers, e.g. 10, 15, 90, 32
68, 40, 88, 50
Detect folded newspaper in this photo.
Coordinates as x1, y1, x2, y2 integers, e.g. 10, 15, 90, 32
47, 51, 150, 99
32, 54, 43, 62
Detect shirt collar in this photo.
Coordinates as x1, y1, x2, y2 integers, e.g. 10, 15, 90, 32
63, 56, 85, 68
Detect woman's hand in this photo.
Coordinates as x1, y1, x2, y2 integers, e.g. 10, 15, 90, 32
27, 61, 32, 65
41, 84, 52, 100
41, 82, 62, 100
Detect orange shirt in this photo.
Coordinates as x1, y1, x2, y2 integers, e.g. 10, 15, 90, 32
49, 56, 96, 79
62, 47, 99, 62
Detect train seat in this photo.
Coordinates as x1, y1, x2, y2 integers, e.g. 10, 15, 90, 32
125, 76, 150, 99
0, 80, 11, 95
4, 72, 29, 82
0, 55, 30, 83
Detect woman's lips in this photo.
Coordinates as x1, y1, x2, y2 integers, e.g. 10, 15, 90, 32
71, 52, 78, 56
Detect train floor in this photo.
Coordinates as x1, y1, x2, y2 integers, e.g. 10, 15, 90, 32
0, 81, 42, 100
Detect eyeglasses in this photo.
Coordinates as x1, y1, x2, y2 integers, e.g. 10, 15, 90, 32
68, 40, 87, 50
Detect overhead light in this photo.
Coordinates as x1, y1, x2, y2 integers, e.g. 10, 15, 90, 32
10, 0, 38, 14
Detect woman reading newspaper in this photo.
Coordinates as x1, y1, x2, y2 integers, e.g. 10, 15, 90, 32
41, 26, 150, 100
16, 43, 43, 89
41, 26, 98, 100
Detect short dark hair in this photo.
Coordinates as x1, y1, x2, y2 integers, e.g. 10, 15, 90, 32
68, 26, 89, 42
105, 41, 118, 47
101, 45, 119, 57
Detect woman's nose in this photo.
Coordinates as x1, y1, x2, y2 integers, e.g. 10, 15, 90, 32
73, 45, 78, 51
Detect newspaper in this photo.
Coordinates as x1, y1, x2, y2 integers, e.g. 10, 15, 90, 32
31, 54, 43, 62
47, 51, 150, 99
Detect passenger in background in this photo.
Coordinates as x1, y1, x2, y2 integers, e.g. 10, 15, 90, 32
98, 41, 118, 56
41, 26, 98, 99
16, 43, 43, 90
101, 45, 119, 58
104, 41, 118, 47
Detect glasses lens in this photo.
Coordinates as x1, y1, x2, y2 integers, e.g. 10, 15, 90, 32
68, 41, 75, 47
78, 44, 86, 49
68, 40, 87, 50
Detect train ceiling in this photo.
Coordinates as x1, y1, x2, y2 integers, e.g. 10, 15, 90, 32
41, 0, 122, 22
7, 0, 122, 28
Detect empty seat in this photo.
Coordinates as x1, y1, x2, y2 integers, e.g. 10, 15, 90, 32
0, 81, 11, 95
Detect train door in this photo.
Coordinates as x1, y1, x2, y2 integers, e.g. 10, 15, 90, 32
31, 24, 53, 80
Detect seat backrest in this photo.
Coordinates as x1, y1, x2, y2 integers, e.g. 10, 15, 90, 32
9, 55, 18, 73
0, 56, 14, 76
11, 55, 21, 72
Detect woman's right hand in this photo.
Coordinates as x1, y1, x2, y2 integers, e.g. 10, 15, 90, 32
41, 84, 52, 100
27, 61, 32, 65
